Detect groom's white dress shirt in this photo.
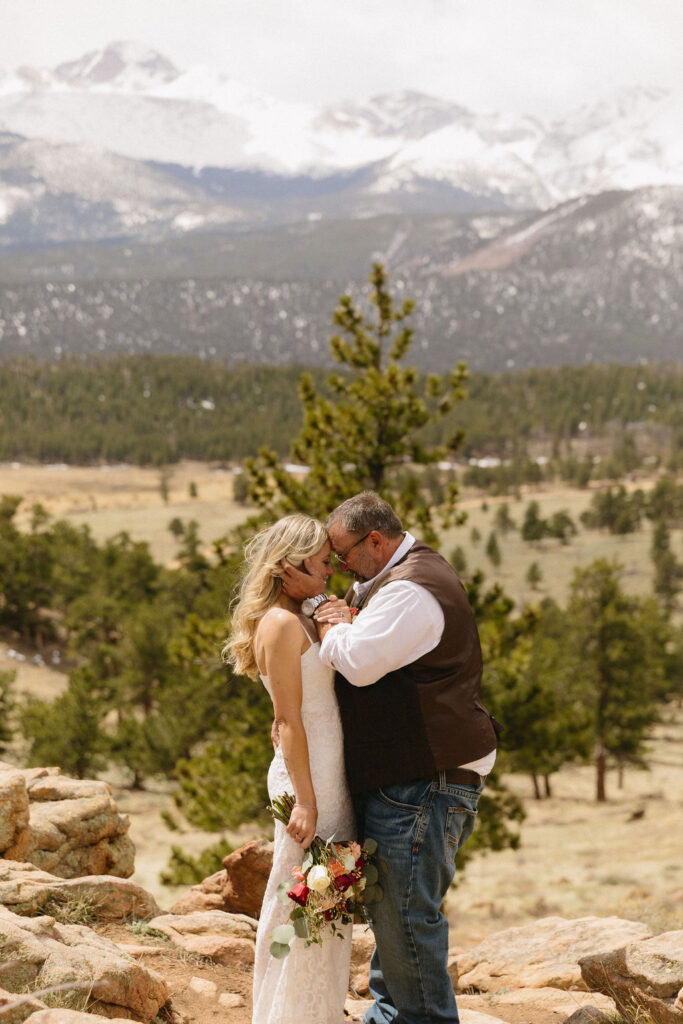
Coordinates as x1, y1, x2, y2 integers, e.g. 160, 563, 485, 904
319, 532, 496, 775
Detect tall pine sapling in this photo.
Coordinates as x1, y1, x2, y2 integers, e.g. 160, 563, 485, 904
245, 263, 467, 545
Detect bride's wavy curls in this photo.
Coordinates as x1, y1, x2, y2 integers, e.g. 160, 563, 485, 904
224, 513, 328, 679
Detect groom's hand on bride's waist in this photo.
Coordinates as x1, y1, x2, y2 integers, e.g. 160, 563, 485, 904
280, 558, 325, 600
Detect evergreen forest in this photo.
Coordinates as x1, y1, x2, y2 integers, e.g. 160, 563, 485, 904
0, 354, 681, 472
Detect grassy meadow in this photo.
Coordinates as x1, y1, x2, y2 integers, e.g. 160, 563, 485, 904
1, 459, 677, 711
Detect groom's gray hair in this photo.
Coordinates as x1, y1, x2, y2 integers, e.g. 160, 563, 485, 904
326, 492, 403, 538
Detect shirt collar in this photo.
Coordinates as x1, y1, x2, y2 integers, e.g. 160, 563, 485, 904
352, 531, 415, 599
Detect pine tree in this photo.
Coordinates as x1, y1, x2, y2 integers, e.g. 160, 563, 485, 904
526, 562, 543, 590
449, 545, 468, 576
245, 263, 467, 545
650, 519, 681, 612
562, 560, 673, 801
21, 668, 110, 779
0, 670, 16, 755
494, 503, 516, 535
485, 531, 502, 567
178, 266, 525, 862
547, 509, 577, 544
521, 501, 547, 542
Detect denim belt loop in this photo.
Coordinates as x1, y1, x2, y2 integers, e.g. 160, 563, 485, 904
438, 769, 447, 791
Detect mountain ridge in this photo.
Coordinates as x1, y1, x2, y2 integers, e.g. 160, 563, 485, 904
1, 187, 679, 373
0, 40, 680, 241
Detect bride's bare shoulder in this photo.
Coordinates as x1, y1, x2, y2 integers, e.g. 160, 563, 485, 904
257, 607, 303, 643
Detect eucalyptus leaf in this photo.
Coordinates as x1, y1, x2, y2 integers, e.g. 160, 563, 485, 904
276, 881, 290, 905
292, 915, 310, 939
302, 850, 314, 872
363, 837, 378, 855
363, 885, 376, 903
272, 923, 295, 945
364, 863, 378, 886
373, 884, 383, 903
269, 940, 291, 959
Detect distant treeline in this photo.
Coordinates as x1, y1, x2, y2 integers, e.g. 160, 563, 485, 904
0, 354, 680, 466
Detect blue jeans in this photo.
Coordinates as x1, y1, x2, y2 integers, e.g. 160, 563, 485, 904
356, 773, 483, 1024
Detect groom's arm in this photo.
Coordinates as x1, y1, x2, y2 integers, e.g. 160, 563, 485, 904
318, 581, 444, 686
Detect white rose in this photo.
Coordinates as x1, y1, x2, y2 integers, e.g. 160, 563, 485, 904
308, 865, 331, 893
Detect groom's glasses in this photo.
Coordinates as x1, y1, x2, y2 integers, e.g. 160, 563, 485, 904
334, 531, 372, 567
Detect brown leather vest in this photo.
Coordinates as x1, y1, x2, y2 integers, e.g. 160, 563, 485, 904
335, 540, 498, 794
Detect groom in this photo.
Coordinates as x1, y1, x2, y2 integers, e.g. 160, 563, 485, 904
285, 491, 499, 1024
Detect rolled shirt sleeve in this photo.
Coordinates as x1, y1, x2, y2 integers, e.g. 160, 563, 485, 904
319, 580, 445, 686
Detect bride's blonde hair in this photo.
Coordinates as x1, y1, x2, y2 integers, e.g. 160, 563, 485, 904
224, 513, 328, 679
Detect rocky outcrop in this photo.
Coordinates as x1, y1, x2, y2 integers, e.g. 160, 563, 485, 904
457, 987, 617, 1019
580, 929, 683, 1024
0, 984, 48, 1024
0, 905, 168, 1021
20, 1012, 141, 1023
449, 916, 653, 992
562, 1009, 614, 1024
0, 859, 160, 920
148, 909, 257, 966
169, 838, 273, 918
0, 767, 30, 852
0, 763, 134, 879
350, 925, 375, 997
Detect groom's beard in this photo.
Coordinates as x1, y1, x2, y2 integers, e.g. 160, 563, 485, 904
348, 555, 376, 583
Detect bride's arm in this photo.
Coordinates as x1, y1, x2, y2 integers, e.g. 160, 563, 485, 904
260, 610, 318, 849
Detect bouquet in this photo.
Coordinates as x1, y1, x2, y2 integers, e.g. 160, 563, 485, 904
268, 793, 383, 959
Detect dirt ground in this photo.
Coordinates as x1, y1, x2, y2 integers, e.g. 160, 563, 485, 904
98, 919, 598, 1024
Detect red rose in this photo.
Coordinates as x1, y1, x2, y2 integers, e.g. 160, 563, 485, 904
333, 873, 355, 892
355, 857, 365, 870
287, 881, 310, 907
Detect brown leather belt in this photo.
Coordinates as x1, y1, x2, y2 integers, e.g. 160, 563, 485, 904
438, 768, 483, 786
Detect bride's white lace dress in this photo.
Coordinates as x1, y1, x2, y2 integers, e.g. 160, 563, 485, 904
252, 627, 355, 1024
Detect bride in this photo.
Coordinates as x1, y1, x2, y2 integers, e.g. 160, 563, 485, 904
225, 514, 355, 1024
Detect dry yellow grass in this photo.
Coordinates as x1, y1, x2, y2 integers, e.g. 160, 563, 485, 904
3, 461, 672, 602
442, 480, 668, 609
2, 460, 248, 565
446, 710, 683, 947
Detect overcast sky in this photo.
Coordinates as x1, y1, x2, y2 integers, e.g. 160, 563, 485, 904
2, 0, 681, 118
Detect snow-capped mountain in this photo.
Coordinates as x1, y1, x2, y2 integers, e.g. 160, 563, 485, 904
0, 41, 681, 247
